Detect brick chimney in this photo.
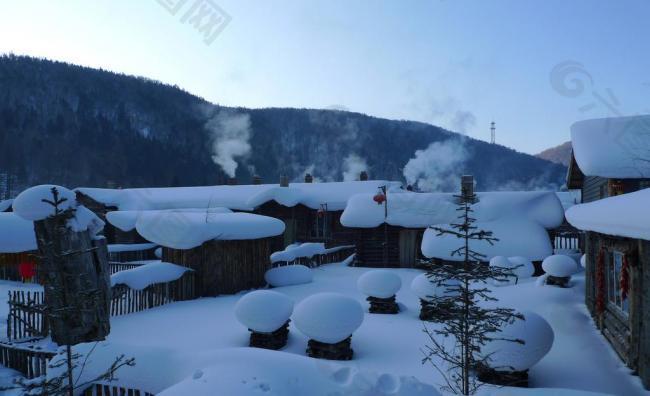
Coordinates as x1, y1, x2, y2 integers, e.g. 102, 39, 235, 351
227, 177, 238, 186
359, 171, 368, 181
252, 175, 262, 185
280, 175, 289, 187
304, 173, 314, 183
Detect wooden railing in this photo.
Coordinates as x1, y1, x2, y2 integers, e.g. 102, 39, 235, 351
82, 382, 155, 396
108, 261, 146, 275
110, 271, 195, 316
0, 340, 55, 379
6, 290, 48, 341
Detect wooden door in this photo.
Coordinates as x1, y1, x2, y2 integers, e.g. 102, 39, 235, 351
399, 229, 419, 268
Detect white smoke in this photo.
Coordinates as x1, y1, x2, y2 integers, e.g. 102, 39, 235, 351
205, 110, 252, 178
450, 110, 477, 134
342, 154, 368, 181
403, 138, 468, 192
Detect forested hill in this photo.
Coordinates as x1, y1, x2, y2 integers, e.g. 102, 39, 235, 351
0, 55, 566, 196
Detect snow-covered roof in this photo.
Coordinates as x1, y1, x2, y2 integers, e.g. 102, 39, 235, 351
106, 208, 233, 232
111, 261, 191, 290
0, 199, 13, 212
571, 115, 650, 178
341, 190, 565, 229
0, 213, 37, 253
107, 243, 158, 253
131, 211, 285, 250
556, 191, 581, 211
76, 181, 402, 212
566, 188, 650, 240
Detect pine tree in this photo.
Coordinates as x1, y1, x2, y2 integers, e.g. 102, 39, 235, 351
420, 184, 524, 395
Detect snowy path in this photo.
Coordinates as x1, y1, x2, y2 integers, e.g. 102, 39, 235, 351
0, 264, 647, 395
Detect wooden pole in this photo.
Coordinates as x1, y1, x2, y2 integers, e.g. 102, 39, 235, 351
66, 345, 74, 396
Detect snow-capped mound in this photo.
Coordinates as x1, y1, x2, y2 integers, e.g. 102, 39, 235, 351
410, 274, 460, 301
157, 348, 439, 396
293, 293, 364, 343
580, 254, 586, 269
508, 256, 536, 278
482, 311, 554, 372
111, 262, 190, 290
489, 256, 511, 269
13, 185, 76, 221
542, 255, 577, 278
265, 265, 313, 287
357, 270, 402, 298
0, 213, 37, 253
234, 290, 294, 333
155, 247, 163, 259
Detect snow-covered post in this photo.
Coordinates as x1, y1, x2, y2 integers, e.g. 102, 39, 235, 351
235, 290, 294, 350
357, 270, 401, 314
542, 255, 577, 287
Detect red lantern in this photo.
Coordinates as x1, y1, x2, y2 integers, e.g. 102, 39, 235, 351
19, 261, 36, 280
620, 254, 630, 301
373, 193, 386, 205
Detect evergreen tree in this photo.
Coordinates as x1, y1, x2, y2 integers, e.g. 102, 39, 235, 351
420, 183, 524, 395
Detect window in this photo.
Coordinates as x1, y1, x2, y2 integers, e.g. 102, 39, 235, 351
607, 251, 629, 315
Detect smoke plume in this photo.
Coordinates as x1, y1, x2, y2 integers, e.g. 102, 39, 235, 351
342, 154, 368, 181
205, 110, 252, 178
403, 138, 468, 192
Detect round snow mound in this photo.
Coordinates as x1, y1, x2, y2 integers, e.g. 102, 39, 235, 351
154, 247, 163, 259
265, 265, 313, 287
234, 290, 294, 333
410, 274, 460, 301
542, 255, 577, 278
293, 292, 364, 343
580, 254, 586, 269
482, 311, 554, 372
357, 270, 402, 298
507, 256, 536, 278
13, 185, 76, 221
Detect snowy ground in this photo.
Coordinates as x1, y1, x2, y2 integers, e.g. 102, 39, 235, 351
0, 263, 648, 395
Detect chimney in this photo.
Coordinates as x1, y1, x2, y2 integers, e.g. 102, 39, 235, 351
461, 175, 474, 202
280, 175, 289, 187
227, 177, 238, 186
304, 173, 314, 183
359, 171, 368, 181
252, 175, 262, 185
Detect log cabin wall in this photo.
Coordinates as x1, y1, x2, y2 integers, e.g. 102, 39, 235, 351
352, 226, 424, 268
0, 251, 40, 282
162, 236, 282, 297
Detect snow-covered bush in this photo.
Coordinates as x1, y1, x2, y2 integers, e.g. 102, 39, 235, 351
234, 290, 294, 333
293, 292, 364, 344
265, 265, 313, 287
410, 273, 460, 301
357, 270, 402, 298
507, 256, 536, 278
542, 255, 577, 278
481, 311, 554, 372
13, 184, 76, 221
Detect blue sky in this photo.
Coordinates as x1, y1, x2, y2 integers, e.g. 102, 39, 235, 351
1, 0, 649, 154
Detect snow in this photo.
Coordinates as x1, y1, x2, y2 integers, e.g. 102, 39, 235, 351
422, 219, 554, 262
542, 255, 577, 278
357, 270, 402, 298
508, 256, 536, 279
482, 311, 554, 372
571, 115, 650, 178
76, 180, 401, 212
67, 205, 105, 237
341, 190, 565, 229
293, 292, 364, 343
0, 199, 13, 212
1, 264, 646, 395
107, 243, 158, 253
13, 184, 76, 221
265, 265, 313, 287
270, 243, 354, 263
106, 207, 233, 232
581, 254, 586, 269
556, 191, 581, 211
110, 261, 190, 290
155, 247, 163, 259
0, 213, 37, 253
234, 290, 294, 333
410, 274, 460, 301
156, 348, 440, 396
566, 188, 650, 240
133, 211, 285, 249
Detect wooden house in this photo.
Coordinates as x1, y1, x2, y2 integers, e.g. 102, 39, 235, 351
132, 209, 285, 297
0, 213, 40, 282
565, 115, 650, 388
76, 191, 149, 244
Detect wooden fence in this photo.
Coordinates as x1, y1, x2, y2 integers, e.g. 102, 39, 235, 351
273, 246, 356, 268
82, 382, 155, 396
109, 261, 146, 275
6, 290, 49, 341
110, 271, 195, 316
0, 340, 55, 379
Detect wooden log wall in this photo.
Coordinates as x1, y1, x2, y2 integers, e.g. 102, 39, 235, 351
638, 239, 650, 389
351, 225, 405, 268
107, 248, 157, 263
0, 251, 42, 283
163, 236, 279, 296
0, 340, 55, 379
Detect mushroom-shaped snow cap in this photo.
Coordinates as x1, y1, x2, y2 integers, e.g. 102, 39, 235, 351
410, 274, 460, 301
580, 254, 586, 269
293, 292, 364, 344
234, 290, 294, 333
357, 270, 402, 298
13, 185, 76, 221
265, 265, 313, 287
542, 255, 577, 278
507, 256, 535, 279
482, 311, 554, 372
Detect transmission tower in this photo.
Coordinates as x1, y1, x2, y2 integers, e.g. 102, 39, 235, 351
490, 121, 496, 144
